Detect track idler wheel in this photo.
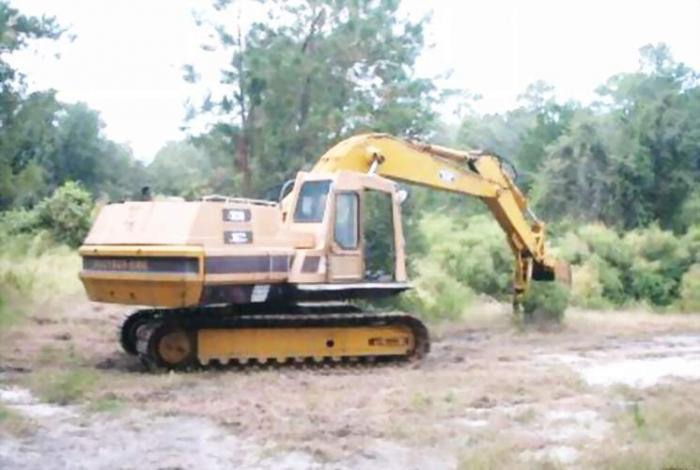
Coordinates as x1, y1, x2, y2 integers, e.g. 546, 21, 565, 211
120, 311, 155, 356
137, 321, 197, 371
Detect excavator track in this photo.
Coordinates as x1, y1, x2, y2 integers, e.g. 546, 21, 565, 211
122, 304, 429, 371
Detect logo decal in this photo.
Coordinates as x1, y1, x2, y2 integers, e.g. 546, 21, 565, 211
224, 230, 253, 244
222, 208, 251, 222
439, 169, 456, 183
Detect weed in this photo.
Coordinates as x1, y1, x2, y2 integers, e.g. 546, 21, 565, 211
590, 386, 700, 469
458, 439, 521, 470
31, 369, 99, 405
0, 236, 81, 332
88, 396, 124, 413
631, 402, 646, 430
410, 392, 434, 410
0, 403, 34, 436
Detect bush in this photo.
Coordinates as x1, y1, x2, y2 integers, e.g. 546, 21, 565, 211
570, 258, 608, 309
623, 226, 690, 305
400, 259, 474, 321
400, 215, 700, 315
35, 181, 94, 248
522, 281, 571, 323
683, 225, 700, 264
556, 231, 590, 265
415, 213, 512, 299
577, 224, 631, 268
679, 264, 700, 313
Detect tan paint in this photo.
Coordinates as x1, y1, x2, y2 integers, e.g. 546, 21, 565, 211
80, 171, 408, 307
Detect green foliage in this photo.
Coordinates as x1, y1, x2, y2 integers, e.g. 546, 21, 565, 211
403, 211, 699, 315
415, 213, 512, 299
570, 257, 609, 309
399, 213, 516, 320
34, 182, 94, 248
533, 45, 700, 230
145, 141, 213, 198
551, 222, 695, 308
363, 189, 396, 280
0, 4, 145, 210
522, 281, 571, 323
400, 259, 474, 321
32, 369, 98, 405
189, 0, 439, 194
673, 189, 700, 233
0, 231, 82, 332
678, 264, 700, 313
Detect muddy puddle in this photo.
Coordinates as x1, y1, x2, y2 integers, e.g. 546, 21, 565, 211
538, 334, 700, 388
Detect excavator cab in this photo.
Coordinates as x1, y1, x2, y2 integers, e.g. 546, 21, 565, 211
282, 171, 409, 299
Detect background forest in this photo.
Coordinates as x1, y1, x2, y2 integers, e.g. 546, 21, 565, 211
1, 0, 699, 322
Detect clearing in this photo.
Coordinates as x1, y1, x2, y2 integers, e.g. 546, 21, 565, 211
1, 299, 700, 469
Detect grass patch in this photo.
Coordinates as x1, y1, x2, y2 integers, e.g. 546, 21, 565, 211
591, 387, 700, 469
458, 438, 524, 470
0, 234, 81, 332
88, 395, 124, 414
30, 369, 99, 405
0, 403, 34, 436
410, 391, 434, 411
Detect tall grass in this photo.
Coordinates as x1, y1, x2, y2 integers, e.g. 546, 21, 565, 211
0, 232, 82, 330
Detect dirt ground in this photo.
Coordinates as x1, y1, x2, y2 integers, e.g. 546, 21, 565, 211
1, 298, 700, 469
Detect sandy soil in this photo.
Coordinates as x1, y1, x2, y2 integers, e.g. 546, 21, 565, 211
1, 299, 700, 469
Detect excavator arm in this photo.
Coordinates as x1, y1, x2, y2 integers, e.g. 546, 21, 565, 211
312, 133, 571, 307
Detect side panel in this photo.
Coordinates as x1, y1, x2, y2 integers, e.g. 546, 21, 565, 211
79, 245, 204, 307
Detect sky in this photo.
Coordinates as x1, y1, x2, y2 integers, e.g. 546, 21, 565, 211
8, 0, 700, 161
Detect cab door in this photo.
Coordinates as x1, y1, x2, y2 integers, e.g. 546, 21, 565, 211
328, 191, 363, 281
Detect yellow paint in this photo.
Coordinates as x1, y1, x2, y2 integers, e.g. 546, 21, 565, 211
80, 276, 203, 307
78, 245, 205, 307
313, 133, 571, 298
79, 244, 204, 259
198, 325, 414, 363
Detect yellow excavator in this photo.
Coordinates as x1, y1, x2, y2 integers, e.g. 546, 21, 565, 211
78, 133, 570, 370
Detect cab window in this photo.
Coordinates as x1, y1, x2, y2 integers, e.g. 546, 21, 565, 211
334, 192, 359, 249
294, 180, 331, 223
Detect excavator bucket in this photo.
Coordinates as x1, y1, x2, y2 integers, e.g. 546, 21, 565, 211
532, 258, 572, 286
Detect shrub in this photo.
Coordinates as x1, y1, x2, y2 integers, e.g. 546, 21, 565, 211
0, 208, 39, 240
400, 259, 474, 321
35, 181, 94, 248
416, 213, 511, 299
402, 214, 699, 314
522, 281, 571, 323
596, 256, 626, 305
577, 223, 631, 268
570, 258, 609, 309
683, 225, 700, 264
679, 264, 700, 313
556, 231, 590, 265
628, 258, 676, 306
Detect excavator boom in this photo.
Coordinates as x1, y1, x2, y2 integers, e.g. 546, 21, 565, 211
313, 133, 571, 304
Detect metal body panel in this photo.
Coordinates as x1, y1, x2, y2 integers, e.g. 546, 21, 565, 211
79, 172, 408, 308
